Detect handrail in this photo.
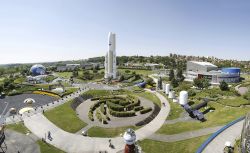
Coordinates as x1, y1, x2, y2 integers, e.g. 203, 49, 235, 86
196, 116, 245, 153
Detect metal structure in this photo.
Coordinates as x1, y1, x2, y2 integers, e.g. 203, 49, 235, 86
241, 113, 250, 153
182, 98, 210, 121
0, 102, 8, 152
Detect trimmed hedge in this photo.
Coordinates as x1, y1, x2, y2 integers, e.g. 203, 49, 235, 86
89, 100, 106, 112
140, 107, 152, 114
125, 99, 140, 110
134, 106, 144, 111
100, 103, 106, 115
118, 100, 130, 106
88, 111, 94, 121
96, 109, 108, 124
91, 97, 100, 101
109, 109, 135, 117
107, 101, 124, 111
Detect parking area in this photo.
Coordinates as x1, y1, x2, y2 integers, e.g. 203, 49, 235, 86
0, 94, 58, 116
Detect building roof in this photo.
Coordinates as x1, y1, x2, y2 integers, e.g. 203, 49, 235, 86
190, 61, 217, 67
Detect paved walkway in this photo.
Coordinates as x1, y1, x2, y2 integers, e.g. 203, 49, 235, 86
4, 129, 40, 153
235, 84, 249, 95
75, 124, 94, 135
148, 126, 222, 142
202, 120, 244, 153
23, 90, 170, 153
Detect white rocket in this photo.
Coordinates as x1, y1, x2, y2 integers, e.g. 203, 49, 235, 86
104, 32, 117, 79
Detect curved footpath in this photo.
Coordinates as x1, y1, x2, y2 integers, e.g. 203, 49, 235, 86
23, 90, 170, 153
201, 120, 244, 153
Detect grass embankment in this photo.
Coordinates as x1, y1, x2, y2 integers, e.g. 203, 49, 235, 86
138, 135, 210, 153
6, 123, 30, 134
157, 102, 248, 135
135, 91, 161, 107
87, 126, 140, 137
37, 140, 65, 153
44, 100, 87, 133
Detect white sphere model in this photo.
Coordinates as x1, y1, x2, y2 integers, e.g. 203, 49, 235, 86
123, 128, 136, 145
165, 84, 170, 94
179, 91, 188, 105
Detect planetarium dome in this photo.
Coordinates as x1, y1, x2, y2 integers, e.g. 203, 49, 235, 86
30, 64, 46, 76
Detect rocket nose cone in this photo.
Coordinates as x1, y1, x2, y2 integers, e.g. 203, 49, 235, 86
108, 32, 112, 38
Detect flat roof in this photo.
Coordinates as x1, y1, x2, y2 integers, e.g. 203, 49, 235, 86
190, 61, 217, 67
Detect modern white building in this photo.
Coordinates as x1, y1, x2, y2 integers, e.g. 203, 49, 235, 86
104, 32, 117, 79
185, 61, 240, 84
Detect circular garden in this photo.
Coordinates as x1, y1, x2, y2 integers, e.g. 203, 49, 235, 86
88, 95, 153, 124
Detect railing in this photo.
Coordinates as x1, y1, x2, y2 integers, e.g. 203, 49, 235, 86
196, 116, 245, 153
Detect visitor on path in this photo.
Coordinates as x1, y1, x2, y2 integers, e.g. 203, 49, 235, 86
48, 131, 53, 141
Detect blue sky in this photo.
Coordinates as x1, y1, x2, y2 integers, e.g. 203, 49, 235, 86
0, 0, 250, 64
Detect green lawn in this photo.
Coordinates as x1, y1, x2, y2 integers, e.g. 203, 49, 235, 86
14, 77, 26, 84
83, 89, 111, 97
135, 91, 161, 107
138, 135, 210, 153
6, 123, 30, 134
157, 102, 249, 135
37, 140, 65, 153
160, 92, 183, 120
44, 100, 87, 133
87, 126, 139, 137
217, 97, 249, 107
55, 72, 72, 79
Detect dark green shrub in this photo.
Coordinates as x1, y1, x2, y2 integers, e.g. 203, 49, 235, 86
88, 111, 94, 121
107, 101, 124, 111
91, 97, 100, 101
100, 103, 106, 114
134, 106, 144, 111
109, 109, 135, 117
188, 89, 196, 97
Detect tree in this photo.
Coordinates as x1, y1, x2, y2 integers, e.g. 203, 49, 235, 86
219, 80, 229, 91
72, 70, 79, 77
176, 69, 185, 82
145, 78, 154, 86
118, 75, 125, 82
171, 78, 179, 88
203, 78, 211, 89
193, 78, 210, 89
193, 78, 203, 89
125, 70, 131, 73
169, 69, 174, 81
0, 85, 3, 93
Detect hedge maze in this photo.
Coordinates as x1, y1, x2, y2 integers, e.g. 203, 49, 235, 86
88, 95, 152, 124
